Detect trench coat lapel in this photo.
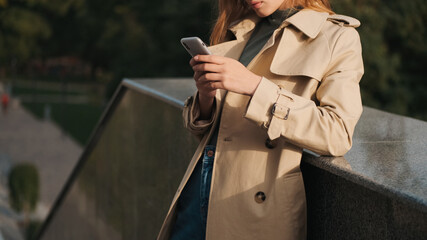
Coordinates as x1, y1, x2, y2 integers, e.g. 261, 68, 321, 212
207, 13, 259, 60
209, 10, 332, 81
284, 9, 329, 38
208, 39, 247, 61
270, 10, 331, 80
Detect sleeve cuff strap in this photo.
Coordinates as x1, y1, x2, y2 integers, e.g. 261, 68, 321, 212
244, 77, 280, 127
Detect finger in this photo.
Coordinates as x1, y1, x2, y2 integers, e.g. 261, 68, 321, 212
189, 57, 198, 67
193, 63, 223, 73
196, 80, 216, 92
196, 78, 219, 92
193, 71, 203, 81
206, 81, 223, 91
198, 72, 223, 82
194, 54, 225, 64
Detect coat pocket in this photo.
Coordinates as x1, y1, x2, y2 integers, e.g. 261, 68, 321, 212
274, 171, 306, 212
280, 171, 307, 227
282, 172, 305, 202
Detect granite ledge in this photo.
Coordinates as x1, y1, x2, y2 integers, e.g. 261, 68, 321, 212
301, 152, 427, 213
126, 78, 427, 214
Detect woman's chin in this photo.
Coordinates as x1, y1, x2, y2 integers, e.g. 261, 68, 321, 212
254, 10, 270, 17
252, 8, 275, 18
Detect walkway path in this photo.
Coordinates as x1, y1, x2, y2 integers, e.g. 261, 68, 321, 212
0, 83, 83, 238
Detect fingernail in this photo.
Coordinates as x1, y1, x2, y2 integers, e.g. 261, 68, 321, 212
194, 55, 199, 61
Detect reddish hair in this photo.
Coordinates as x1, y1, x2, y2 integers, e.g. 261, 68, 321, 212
210, 0, 334, 45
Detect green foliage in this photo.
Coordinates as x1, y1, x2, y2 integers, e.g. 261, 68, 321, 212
8, 163, 39, 213
331, 0, 427, 119
1, 0, 426, 120
72, 0, 214, 78
0, 5, 51, 63
12, 86, 82, 96
22, 102, 104, 145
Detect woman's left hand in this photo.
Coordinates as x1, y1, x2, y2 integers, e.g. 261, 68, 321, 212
191, 55, 262, 96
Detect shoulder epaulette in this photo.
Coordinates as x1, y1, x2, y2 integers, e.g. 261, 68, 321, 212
327, 14, 361, 28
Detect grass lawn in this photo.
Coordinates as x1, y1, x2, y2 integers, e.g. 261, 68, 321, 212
22, 102, 105, 146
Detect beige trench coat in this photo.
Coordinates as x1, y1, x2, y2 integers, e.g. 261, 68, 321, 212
158, 9, 363, 240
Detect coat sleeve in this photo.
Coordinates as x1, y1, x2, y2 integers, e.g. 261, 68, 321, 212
244, 27, 363, 156
182, 91, 217, 139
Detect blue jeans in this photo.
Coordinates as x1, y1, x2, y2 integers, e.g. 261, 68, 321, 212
170, 145, 215, 240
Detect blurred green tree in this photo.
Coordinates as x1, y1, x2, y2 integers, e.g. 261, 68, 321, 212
1, 0, 426, 120
0, 1, 51, 66
8, 163, 40, 224
331, 0, 427, 119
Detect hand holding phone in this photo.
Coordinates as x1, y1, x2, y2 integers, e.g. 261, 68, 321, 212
181, 37, 211, 57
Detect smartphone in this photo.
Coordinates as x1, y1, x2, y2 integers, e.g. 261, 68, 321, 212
181, 37, 211, 57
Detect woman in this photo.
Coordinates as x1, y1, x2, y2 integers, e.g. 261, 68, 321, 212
159, 0, 363, 239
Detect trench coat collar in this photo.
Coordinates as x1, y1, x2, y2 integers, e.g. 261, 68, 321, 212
229, 9, 330, 40
229, 14, 260, 40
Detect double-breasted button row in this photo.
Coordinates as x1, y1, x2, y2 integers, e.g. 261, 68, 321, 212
255, 191, 266, 203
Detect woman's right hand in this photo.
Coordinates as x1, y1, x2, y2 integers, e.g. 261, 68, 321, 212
190, 56, 215, 120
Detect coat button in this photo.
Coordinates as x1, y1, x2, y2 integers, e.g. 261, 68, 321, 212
206, 150, 214, 157
255, 191, 266, 203
265, 138, 277, 149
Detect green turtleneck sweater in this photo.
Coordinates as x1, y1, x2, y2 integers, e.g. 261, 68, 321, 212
239, 8, 298, 67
